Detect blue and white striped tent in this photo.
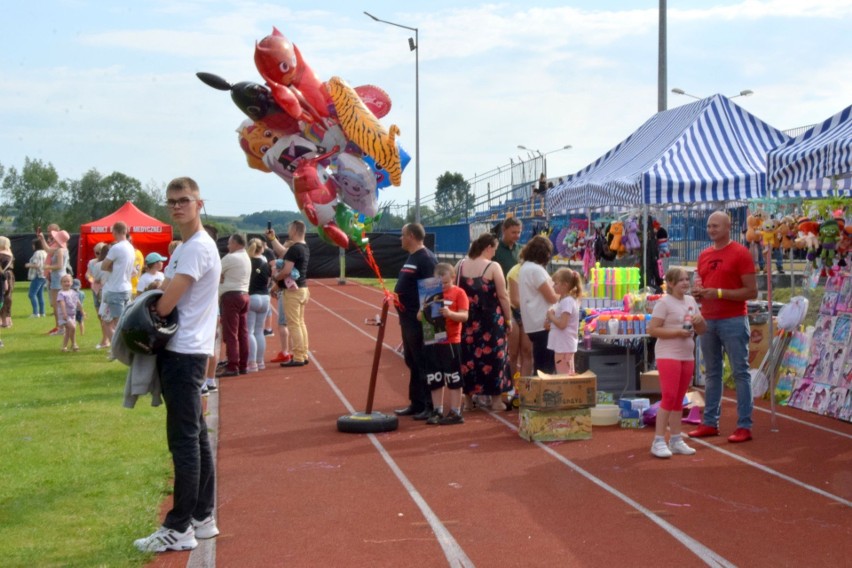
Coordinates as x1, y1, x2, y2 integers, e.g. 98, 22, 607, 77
766, 104, 852, 197
548, 94, 790, 213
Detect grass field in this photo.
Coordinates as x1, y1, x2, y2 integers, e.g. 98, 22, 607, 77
0, 282, 173, 567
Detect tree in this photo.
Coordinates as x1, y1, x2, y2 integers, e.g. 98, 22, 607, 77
405, 205, 436, 225
1, 157, 61, 232
57, 169, 167, 229
434, 171, 473, 223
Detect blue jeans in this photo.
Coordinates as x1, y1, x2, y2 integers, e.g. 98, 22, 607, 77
28, 277, 47, 315
103, 290, 131, 322
247, 294, 270, 365
700, 316, 753, 430
157, 350, 215, 531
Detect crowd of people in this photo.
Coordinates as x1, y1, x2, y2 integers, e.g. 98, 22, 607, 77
0, 203, 759, 551
391, 211, 757, 459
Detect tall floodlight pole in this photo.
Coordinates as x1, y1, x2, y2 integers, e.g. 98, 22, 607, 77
659, 0, 667, 112
365, 11, 420, 223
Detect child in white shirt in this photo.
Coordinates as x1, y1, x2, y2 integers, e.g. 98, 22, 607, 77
546, 268, 584, 375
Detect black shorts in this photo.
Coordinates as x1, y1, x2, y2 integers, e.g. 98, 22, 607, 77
423, 343, 463, 390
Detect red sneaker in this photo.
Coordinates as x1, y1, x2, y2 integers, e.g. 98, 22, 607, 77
727, 428, 752, 443
270, 352, 292, 364
47, 327, 60, 335
687, 424, 719, 438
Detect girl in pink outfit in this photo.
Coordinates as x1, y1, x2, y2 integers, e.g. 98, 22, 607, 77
56, 274, 80, 352
546, 268, 584, 375
647, 267, 706, 459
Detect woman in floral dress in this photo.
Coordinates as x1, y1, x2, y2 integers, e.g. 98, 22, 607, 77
456, 233, 513, 411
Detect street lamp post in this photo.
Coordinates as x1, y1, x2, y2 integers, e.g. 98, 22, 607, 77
364, 11, 420, 223
518, 144, 572, 178
671, 87, 754, 101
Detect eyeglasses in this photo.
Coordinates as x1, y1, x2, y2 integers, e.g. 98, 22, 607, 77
166, 197, 197, 209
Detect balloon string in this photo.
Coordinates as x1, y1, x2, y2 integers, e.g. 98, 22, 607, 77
360, 243, 401, 310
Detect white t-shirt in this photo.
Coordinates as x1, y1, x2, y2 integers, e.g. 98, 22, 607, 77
136, 271, 165, 293
519, 262, 553, 333
164, 230, 222, 356
103, 239, 135, 294
651, 293, 700, 361
219, 250, 251, 295
547, 296, 579, 354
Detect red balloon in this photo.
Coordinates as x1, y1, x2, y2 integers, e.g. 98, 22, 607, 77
292, 146, 350, 249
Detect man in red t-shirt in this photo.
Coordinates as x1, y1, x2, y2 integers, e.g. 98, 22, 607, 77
689, 211, 758, 443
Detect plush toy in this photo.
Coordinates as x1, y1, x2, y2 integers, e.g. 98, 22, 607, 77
837, 223, 852, 262
653, 220, 670, 258
778, 215, 796, 251
608, 221, 624, 254
622, 217, 641, 254
746, 211, 764, 243
761, 217, 780, 252
819, 219, 841, 266
795, 217, 821, 262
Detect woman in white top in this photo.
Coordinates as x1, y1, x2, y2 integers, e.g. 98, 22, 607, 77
25, 237, 48, 317
518, 235, 559, 374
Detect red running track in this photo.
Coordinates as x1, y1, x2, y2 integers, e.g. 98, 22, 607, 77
150, 279, 852, 568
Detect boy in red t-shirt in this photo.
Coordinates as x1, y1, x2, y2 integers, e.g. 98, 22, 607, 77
419, 263, 469, 425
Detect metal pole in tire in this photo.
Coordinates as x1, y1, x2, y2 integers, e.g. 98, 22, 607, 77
337, 298, 399, 433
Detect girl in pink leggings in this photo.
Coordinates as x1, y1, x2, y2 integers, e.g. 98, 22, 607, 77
647, 267, 706, 459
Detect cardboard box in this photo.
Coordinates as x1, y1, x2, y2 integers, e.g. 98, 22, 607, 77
640, 370, 661, 393
619, 409, 641, 419
519, 407, 593, 442
515, 370, 597, 410
617, 397, 650, 412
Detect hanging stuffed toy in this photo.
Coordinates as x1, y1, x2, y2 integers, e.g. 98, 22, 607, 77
795, 217, 821, 264
761, 217, 780, 253
746, 210, 764, 244
778, 215, 796, 252
818, 218, 841, 267
622, 217, 641, 254
583, 229, 596, 277
608, 221, 624, 254
653, 220, 670, 258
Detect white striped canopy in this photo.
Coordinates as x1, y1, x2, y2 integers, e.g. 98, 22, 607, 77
548, 94, 790, 213
766, 104, 852, 197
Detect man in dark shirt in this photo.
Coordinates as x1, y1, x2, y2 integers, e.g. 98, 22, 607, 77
494, 217, 522, 277
394, 223, 438, 420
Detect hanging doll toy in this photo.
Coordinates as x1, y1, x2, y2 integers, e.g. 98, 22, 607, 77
653, 219, 670, 258
761, 216, 780, 254
795, 216, 821, 264
622, 217, 641, 255
837, 219, 852, 265
745, 209, 764, 244
583, 229, 596, 277
778, 215, 797, 253
608, 220, 625, 256
818, 218, 841, 273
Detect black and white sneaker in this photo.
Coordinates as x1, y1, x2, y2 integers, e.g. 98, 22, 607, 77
425, 409, 443, 425
439, 411, 464, 425
134, 526, 197, 553
191, 515, 220, 539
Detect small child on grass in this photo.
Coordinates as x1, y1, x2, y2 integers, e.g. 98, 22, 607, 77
418, 263, 469, 425
72, 278, 86, 336
57, 274, 80, 352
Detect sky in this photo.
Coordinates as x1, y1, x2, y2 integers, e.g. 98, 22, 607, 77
1, 0, 851, 217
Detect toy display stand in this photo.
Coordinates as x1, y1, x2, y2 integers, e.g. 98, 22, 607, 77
337, 298, 399, 433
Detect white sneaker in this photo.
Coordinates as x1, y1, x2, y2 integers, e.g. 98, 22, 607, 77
191, 515, 220, 539
246, 362, 258, 373
134, 526, 197, 553
669, 438, 697, 455
651, 439, 673, 459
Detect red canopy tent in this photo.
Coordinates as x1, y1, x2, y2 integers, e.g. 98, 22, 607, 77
77, 202, 173, 288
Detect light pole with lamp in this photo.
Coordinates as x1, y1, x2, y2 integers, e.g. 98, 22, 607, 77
518, 144, 572, 177
671, 88, 754, 101
364, 11, 420, 223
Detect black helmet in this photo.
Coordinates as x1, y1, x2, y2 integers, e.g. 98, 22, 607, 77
120, 290, 179, 355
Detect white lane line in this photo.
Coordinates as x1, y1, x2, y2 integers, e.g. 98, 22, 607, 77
685, 437, 852, 507
312, 297, 404, 359
314, 280, 400, 318
309, 353, 475, 567
488, 412, 736, 568
697, 389, 852, 440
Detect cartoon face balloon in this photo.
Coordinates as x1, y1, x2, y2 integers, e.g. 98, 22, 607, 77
333, 153, 378, 217
262, 134, 321, 186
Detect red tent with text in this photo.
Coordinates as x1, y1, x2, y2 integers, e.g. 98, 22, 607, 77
77, 202, 173, 286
